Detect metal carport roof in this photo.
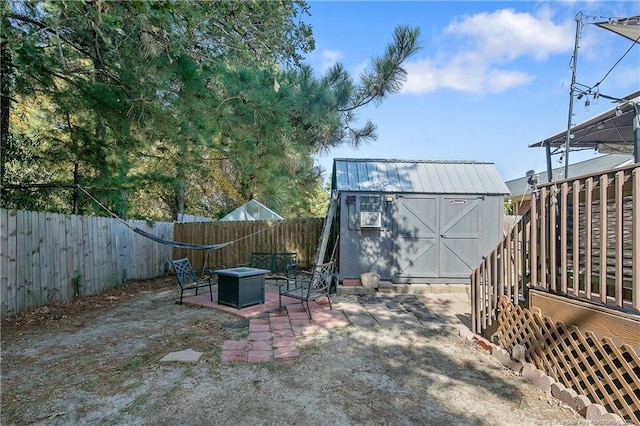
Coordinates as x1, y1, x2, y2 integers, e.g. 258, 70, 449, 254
528, 90, 640, 154
594, 16, 640, 43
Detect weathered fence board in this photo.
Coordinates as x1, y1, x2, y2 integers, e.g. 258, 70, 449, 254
30, 211, 41, 308
53, 213, 63, 300
1, 210, 13, 316
71, 214, 82, 297
16, 211, 26, 310
8, 210, 18, 315
173, 218, 324, 271
81, 215, 92, 296
22, 212, 33, 309
1, 210, 323, 318
0, 209, 175, 318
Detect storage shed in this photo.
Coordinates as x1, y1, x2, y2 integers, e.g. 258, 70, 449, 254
331, 159, 510, 284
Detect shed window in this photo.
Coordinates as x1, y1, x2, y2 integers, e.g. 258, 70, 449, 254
360, 196, 380, 212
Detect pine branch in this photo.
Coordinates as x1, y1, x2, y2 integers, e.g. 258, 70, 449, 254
338, 25, 421, 113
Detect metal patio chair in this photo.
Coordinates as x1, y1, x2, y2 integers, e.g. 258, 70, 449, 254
171, 257, 214, 304
278, 260, 334, 320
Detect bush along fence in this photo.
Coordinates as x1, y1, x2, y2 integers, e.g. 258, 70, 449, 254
0, 209, 174, 318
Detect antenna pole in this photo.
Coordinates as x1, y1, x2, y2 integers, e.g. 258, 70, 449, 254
564, 12, 583, 180
633, 101, 640, 163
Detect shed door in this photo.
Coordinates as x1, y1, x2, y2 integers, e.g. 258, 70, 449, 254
439, 197, 479, 277
395, 196, 438, 277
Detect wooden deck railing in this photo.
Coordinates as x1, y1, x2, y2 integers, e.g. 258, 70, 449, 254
471, 163, 640, 335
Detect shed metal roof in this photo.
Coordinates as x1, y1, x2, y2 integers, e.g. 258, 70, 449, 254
332, 159, 510, 195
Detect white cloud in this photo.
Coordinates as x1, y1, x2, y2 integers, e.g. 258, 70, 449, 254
445, 8, 573, 61
321, 49, 343, 72
484, 69, 536, 93
403, 8, 573, 95
403, 58, 534, 95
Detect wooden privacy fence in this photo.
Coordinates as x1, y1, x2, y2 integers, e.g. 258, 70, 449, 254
0, 209, 173, 318
172, 218, 324, 271
1, 211, 324, 318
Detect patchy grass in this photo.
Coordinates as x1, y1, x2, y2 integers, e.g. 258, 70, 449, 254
1, 277, 176, 344
1, 276, 585, 425
0, 276, 231, 424
124, 393, 150, 415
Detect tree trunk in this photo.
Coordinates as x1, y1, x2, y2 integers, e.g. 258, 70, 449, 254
174, 169, 186, 220
0, 16, 12, 185
73, 162, 79, 215
93, 28, 108, 172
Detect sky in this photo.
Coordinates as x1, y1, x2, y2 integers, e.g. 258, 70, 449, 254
301, 1, 640, 184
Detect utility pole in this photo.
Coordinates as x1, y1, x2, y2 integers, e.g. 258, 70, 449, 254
564, 12, 583, 180
634, 101, 639, 164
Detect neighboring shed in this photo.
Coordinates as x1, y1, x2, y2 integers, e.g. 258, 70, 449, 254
331, 159, 510, 284
220, 199, 283, 222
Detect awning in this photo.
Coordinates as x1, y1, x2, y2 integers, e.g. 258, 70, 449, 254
594, 16, 640, 43
528, 90, 640, 154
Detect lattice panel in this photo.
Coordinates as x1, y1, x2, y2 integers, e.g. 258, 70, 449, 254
494, 296, 640, 424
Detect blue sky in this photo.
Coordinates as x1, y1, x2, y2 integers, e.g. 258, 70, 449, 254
302, 1, 639, 183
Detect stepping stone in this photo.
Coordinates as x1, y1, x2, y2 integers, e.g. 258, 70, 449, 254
249, 323, 271, 332
359, 294, 405, 312
382, 299, 406, 313
221, 350, 248, 362
406, 306, 441, 324
365, 303, 398, 327
380, 297, 403, 310
396, 295, 442, 324
341, 302, 377, 327
274, 347, 299, 359
357, 294, 379, 304
395, 294, 422, 305
247, 350, 273, 363
160, 348, 203, 363
390, 311, 422, 327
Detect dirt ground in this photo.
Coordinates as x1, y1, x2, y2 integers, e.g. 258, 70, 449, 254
1, 277, 584, 425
